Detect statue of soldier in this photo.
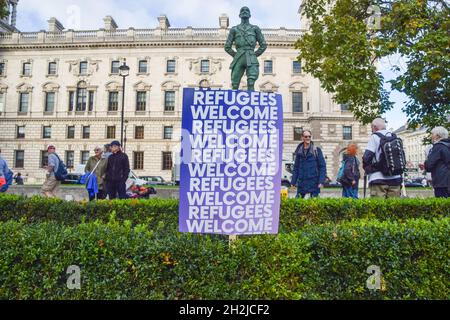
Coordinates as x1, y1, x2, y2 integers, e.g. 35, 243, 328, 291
225, 7, 267, 91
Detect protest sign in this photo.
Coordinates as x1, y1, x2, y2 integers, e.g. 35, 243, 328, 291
179, 89, 283, 235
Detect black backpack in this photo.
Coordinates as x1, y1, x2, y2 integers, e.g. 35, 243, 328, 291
373, 132, 406, 176
54, 154, 68, 182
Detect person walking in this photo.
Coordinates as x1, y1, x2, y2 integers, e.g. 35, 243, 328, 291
41, 145, 62, 198
105, 141, 130, 200
339, 144, 361, 199
420, 127, 450, 198
84, 146, 108, 201
291, 130, 327, 198
363, 118, 404, 198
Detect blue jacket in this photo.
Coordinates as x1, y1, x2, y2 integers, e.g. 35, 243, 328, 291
291, 143, 327, 193
0, 156, 9, 179
86, 174, 99, 197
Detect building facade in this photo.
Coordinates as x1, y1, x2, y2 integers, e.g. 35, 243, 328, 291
394, 125, 431, 173
0, 5, 370, 183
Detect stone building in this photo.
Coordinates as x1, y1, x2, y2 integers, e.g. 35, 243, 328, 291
394, 125, 430, 173
0, 2, 370, 183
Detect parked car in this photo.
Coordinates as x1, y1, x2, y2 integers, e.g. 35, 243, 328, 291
139, 176, 173, 186
323, 177, 341, 188
404, 182, 426, 188
62, 173, 83, 185
74, 164, 148, 187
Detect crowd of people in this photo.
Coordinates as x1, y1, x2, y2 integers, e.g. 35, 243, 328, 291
290, 118, 449, 199
1, 119, 449, 199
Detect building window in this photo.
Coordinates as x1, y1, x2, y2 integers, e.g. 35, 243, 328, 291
43, 126, 52, 139
16, 126, 25, 139
200, 60, 210, 73
133, 152, 144, 170
40, 151, 48, 168
79, 61, 88, 75
22, 62, 31, 76
292, 92, 303, 113
111, 60, 120, 74
48, 62, 57, 75
67, 126, 75, 139
135, 126, 144, 139
68, 91, 74, 112
0, 62, 5, 76
0, 93, 4, 114
107, 126, 116, 139
65, 151, 74, 169
19, 93, 29, 113
164, 126, 173, 140
45, 92, 55, 113
138, 60, 148, 74
343, 126, 353, 140
88, 91, 95, 112
14, 150, 24, 169
264, 60, 273, 74
293, 61, 301, 74
162, 152, 173, 170
136, 91, 146, 111
81, 151, 90, 165
166, 60, 176, 73
82, 126, 90, 139
340, 103, 349, 111
108, 91, 119, 111
76, 88, 87, 111
164, 91, 175, 112
294, 127, 303, 141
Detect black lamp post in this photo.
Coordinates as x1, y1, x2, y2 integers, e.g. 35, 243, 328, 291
124, 120, 129, 153
119, 61, 130, 147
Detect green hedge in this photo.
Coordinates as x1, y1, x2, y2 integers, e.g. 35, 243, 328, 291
0, 194, 449, 232
0, 217, 448, 299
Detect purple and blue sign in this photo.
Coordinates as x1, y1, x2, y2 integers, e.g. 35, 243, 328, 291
179, 88, 283, 235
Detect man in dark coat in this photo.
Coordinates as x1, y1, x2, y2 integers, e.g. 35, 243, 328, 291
105, 141, 130, 200
290, 130, 327, 198
421, 127, 450, 198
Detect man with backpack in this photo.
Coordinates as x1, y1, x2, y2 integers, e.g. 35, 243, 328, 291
420, 127, 450, 198
290, 130, 327, 198
363, 118, 406, 198
41, 145, 66, 198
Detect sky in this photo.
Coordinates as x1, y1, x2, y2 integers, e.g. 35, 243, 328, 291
14, 0, 408, 130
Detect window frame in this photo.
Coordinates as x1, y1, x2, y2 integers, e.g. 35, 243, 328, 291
42, 126, 52, 139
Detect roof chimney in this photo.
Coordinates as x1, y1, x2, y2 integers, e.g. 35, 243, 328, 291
158, 15, 171, 29
47, 17, 64, 33
103, 16, 118, 31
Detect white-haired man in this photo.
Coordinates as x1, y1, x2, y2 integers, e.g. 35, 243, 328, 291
362, 118, 403, 198
420, 126, 450, 198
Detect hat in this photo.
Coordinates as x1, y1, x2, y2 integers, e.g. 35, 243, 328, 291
110, 140, 121, 147
47, 145, 56, 150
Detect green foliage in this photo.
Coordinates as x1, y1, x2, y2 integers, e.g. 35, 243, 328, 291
0, 0, 8, 20
0, 195, 448, 232
295, 0, 449, 128
0, 217, 448, 299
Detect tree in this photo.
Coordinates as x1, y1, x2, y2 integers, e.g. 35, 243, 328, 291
0, 0, 8, 20
295, 0, 449, 130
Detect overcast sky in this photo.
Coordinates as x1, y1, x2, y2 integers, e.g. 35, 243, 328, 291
14, 0, 408, 130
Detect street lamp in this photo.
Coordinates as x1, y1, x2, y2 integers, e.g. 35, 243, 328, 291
124, 120, 129, 153
119, 60, 130, 147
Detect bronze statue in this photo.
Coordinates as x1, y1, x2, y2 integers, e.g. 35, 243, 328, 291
225, 7, 267, 91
